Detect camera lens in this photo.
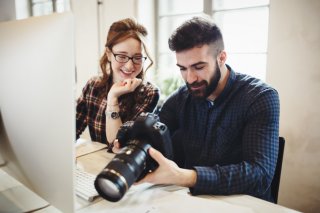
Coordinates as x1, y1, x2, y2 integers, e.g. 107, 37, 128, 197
94, 141, 151, 202
95, 176, 122, 200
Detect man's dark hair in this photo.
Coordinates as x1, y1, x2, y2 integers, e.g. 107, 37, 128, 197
168, 16, 224, 54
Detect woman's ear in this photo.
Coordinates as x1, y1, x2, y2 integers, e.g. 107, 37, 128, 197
106, 47, 112, 61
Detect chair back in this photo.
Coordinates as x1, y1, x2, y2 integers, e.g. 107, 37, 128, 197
271, 137, 285, 203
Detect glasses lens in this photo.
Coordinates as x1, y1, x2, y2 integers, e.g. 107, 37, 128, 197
133, 57, 145, 65
115, 55, 129, 63
113, 53, 146, 65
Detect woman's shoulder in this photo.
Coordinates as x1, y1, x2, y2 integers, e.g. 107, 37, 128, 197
85, 76, 103, 86
80, 75, 104, 95
140, 81, 160, 93
135, 81, 160, 104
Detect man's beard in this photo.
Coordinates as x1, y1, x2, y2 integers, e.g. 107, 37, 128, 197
186, 64, 221, 100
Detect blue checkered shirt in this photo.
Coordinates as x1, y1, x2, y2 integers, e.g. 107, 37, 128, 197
159, 66, 280, 201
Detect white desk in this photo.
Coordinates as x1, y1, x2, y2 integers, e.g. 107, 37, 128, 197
75, 142, 300, 213
0, 168, 50, 212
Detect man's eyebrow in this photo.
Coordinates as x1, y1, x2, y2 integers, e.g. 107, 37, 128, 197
176, 61, 207, 68
191, 62, 207, 67
176, 64, 185, 68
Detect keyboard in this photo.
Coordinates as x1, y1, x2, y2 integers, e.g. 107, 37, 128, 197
75, 167, 99, 202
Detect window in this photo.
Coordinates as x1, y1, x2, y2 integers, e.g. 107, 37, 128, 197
30, 0, 70, 17
157, 0, 204, 98
212, 0, 269, 80
156, 0, 270, 98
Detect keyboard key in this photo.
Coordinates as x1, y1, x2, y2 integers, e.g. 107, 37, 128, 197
75, 168, 99, 202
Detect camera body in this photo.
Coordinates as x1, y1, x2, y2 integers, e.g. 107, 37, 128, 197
94, 112, 173, 202
117, 112, 173, 176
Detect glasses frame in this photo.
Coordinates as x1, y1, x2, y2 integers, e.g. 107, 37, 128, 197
111, 52, 147, 65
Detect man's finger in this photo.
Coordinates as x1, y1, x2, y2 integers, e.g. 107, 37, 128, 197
148, 147, 166, 164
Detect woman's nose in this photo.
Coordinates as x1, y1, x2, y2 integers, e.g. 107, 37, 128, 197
123, 59, 135, 72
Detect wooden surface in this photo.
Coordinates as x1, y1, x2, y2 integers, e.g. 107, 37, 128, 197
75, 142, 301, 213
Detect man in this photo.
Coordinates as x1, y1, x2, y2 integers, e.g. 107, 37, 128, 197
139, 17, 280, 202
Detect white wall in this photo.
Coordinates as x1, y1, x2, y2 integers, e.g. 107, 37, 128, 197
71, 0, 100, 98
99, 0, 137, 53
136, 0, 157, 82
71, 0, 138, 98
267, 0, 320, 212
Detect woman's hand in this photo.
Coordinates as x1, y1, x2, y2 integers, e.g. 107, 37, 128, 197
108, 78, 142, 104
106, 78, 141, 147
111, 139, 121, 153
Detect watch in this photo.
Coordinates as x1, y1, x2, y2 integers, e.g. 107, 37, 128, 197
106, 111, 120, 119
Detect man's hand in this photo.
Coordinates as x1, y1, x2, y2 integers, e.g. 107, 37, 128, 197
136, 147, 197, 187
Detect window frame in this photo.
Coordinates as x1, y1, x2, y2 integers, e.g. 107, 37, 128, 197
154, 0, 270, 98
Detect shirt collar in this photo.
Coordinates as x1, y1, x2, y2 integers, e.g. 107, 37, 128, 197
212, 64, 235, 106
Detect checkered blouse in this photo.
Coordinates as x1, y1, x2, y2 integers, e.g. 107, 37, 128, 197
76, 76, 159, 144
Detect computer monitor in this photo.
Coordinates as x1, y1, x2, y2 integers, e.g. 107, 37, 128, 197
0, 12, 75, 212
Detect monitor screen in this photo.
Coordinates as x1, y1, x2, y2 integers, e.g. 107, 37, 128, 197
0, 12, 76, 212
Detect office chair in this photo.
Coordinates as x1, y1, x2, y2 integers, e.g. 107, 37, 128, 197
271, 137, 285, 203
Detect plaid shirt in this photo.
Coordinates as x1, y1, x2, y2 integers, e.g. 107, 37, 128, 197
159, 65, 280, 201
76, 77, 159, 144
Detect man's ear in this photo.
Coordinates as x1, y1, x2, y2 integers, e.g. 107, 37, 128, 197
218, 50, 227, 66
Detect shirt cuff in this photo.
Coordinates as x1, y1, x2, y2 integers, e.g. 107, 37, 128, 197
189, 166, 219, 195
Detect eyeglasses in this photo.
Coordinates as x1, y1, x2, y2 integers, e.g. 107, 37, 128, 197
111, 52, 147, 65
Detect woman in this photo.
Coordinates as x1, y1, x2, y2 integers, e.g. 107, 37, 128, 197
76, 18, 159, 147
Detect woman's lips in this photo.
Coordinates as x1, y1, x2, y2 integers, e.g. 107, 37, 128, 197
120, 70, 133, 77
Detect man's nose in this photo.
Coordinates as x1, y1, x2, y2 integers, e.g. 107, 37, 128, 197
186, 70, 197, 84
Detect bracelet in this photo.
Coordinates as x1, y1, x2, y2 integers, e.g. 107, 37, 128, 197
106, 104, 119, 112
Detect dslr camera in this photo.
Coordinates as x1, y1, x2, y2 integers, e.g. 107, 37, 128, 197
94, 112, 173, 202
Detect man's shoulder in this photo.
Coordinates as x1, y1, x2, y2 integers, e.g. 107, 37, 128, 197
234, 72, 278, 98
167, 85, 189, 100
160, 85, 189, 110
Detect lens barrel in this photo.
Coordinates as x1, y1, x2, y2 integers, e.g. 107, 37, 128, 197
94, 141, 151, 202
